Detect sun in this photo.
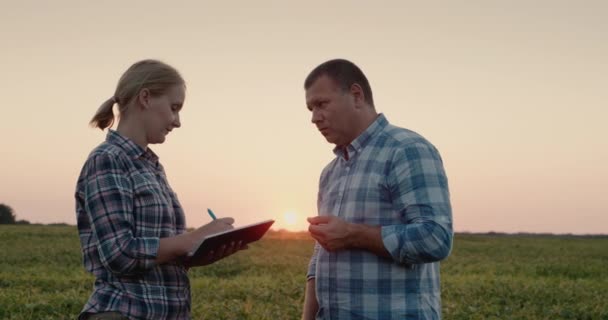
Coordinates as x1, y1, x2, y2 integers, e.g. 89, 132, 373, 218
284, 211, 298, 227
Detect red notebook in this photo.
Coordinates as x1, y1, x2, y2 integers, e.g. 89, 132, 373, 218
187, 219, 274, 260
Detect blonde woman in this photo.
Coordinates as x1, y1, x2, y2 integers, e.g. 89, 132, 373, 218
75, 60, 243, 320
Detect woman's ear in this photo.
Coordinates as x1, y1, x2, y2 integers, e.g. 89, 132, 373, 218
137, 88, 151, 110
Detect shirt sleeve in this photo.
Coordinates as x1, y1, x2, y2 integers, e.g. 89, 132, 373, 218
381, 142, 453, 264
83, 152, 160, 276
307, 170, 329, 280
306, 241, 321, 280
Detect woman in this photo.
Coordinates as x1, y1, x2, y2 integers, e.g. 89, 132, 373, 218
75, 60, 242, 320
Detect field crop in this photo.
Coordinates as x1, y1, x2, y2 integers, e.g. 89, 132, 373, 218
0, 226, 606, 319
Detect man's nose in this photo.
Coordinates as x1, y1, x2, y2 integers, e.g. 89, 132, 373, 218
311, 109, 322, 124
173, 113, 181, 128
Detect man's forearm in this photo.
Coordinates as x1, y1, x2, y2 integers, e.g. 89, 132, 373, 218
347, 223, 392, 258
302, 278, 319, 320
381, 220, 453, 264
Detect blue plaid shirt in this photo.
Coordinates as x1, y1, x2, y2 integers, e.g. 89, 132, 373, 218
307, 114, 453, 319
75, 130, 190, 320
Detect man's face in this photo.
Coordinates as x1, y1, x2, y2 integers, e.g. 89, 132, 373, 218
306, 75, 357, 147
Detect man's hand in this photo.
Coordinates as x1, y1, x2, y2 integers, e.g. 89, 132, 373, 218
308, 216, 392, 258
307, 216, 353, 251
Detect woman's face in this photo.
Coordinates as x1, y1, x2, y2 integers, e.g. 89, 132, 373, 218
142, 84, 185, 145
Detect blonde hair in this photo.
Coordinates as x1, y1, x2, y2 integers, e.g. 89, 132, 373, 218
90, 59, 185, 130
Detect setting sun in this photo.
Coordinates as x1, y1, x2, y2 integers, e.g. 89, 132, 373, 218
276, 211, 306, 231
269, 210, 309, 232
284, 211, 298, 226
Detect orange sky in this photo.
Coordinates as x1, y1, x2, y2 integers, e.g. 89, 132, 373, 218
1, 1, 607, 234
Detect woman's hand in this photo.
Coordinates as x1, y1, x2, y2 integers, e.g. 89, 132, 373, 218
191, 217, 236, 240
182, 218, 248, 268
184, 240, 248, 268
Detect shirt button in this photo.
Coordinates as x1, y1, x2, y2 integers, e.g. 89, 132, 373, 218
346, 167, 350, 171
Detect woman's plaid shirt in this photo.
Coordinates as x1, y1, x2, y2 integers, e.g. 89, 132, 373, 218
75, 130, 190, 319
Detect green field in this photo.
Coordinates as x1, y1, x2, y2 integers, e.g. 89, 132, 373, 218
1, 225, 607, 319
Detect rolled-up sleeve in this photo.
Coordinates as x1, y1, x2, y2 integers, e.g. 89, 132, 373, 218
84, 153, 159, 276
306, 242, 321, 280
381, 142, 453, 264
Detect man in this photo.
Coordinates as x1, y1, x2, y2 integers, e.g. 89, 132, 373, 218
302, 59, 453, 320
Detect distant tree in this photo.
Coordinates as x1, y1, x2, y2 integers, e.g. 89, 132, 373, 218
15, 219, 31, 225
0, 203, 16, 224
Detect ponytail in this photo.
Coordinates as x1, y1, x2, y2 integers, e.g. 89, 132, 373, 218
90, 97, 117, 130
90, 60, 184, 131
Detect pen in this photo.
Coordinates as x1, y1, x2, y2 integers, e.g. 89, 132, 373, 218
207, 208, 217, 220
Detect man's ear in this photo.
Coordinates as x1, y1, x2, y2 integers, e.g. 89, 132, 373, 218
350, 83, 366, 108
137, 88, 151, 110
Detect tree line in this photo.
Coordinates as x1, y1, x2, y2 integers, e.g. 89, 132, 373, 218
0, 203, 30, 224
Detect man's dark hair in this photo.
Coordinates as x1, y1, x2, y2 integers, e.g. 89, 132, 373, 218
304, 59, 374, 107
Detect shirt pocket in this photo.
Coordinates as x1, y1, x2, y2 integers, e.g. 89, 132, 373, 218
345, 172, 397, 225
132, 172, 166, 205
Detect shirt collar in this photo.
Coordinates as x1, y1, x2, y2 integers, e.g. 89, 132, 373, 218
332, 113, 388, 159
106, 130, 160, 163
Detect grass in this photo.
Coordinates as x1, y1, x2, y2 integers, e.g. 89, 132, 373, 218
0, 225, 607, 319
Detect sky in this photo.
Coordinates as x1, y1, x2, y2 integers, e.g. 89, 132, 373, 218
1, 1, 606, 234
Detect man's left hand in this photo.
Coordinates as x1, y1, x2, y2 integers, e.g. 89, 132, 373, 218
307, 216, 353, 251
